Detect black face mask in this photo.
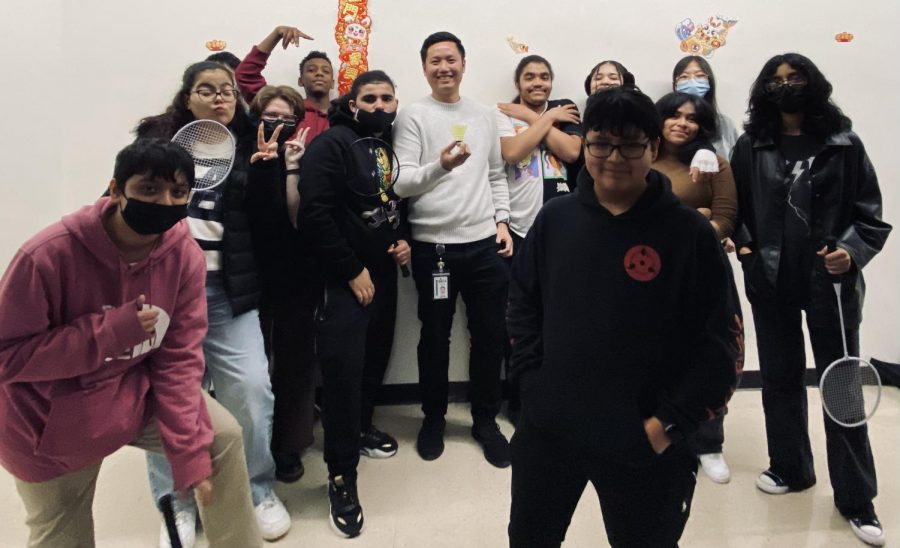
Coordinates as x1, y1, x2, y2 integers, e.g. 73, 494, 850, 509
355, 109, 396, 136
262, 119, 297, 145
769, 85, 808, 114
120, 196, 188, 235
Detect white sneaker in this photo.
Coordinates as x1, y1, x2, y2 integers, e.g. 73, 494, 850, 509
158, 508, 196, 548
849, 514, 885, 546
255, 493, 292, 541
698, 453, 731, 484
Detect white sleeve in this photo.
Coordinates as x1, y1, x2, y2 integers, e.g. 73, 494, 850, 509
487, 112, 510, 217
393, 107, 450, 198
495, 109, 516, 138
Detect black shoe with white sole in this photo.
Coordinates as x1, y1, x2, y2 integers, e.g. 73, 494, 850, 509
359, 426, 398, 458
848, 511, 885, 546
328, 475, 364, 538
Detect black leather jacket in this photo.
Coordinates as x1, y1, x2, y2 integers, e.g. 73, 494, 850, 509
731, 130, 891, 326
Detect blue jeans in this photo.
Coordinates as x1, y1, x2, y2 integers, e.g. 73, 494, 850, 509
147, 278, 277, 509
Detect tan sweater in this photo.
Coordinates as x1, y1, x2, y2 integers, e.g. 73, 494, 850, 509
652, 154, 737, 239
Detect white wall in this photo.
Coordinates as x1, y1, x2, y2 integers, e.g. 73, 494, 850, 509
2, 1, 898, 384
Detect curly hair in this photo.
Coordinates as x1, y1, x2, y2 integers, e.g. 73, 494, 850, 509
744, 53, 851, 141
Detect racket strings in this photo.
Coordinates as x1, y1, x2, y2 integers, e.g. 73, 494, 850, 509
820, 358, 880, 426
171, 121, 234, 191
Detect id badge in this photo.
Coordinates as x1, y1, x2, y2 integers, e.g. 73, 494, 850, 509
432, 246, 449, 300
432, 272, 449, 300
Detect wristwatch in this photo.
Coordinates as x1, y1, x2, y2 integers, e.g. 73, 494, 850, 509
495, 212, 510, 226
659, 419, 685, 444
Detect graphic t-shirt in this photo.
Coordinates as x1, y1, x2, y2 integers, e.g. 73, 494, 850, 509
777, 133, 824, 304
496, 99, 582, 237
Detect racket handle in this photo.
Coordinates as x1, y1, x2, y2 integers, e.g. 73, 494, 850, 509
159, 494, 183, 548
400, 264, 410, 278
822, 236, 841, 283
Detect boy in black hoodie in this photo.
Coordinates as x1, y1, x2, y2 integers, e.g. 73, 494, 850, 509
298, 70, 410, 538
506, 86, 742, 547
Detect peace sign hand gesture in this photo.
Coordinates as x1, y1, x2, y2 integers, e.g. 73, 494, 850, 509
284, 127, 311, 169
250, 122, 283, 163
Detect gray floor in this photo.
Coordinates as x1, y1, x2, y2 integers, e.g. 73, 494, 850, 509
2, 389, 897, 547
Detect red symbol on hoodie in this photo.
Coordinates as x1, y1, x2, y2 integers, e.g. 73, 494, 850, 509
624, 245, 661, 282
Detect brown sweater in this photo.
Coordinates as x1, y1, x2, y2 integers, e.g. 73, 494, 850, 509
652, 153, 737, 239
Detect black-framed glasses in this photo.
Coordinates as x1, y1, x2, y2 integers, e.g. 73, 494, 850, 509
584, 140, 650, 159
261, 113, 299, 125
192, 88, 238, 102
764, 75, 807, 93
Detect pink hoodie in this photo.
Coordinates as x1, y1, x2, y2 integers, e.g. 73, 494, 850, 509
0, 198, 213, 490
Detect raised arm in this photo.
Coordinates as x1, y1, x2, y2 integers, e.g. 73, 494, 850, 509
393, 108, 463, 198
235, 25, 313, 103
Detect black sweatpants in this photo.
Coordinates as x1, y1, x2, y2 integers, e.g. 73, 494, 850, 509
752, 298, 877, 515
316, 265, 398, 480
411, 236, 509, 421
509, 418, 698, 548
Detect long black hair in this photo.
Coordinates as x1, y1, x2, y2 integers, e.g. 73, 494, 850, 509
656, 92, 718, 165
744, 53, 851, 141
135, 61, 252, 139
512, 54, 553, 103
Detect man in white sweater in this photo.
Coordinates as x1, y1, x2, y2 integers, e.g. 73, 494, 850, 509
393, 31, 513, 468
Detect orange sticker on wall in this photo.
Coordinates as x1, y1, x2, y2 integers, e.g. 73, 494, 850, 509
335, 0, 372, 95
835, 32, 854, 43
205, 40, 227, 52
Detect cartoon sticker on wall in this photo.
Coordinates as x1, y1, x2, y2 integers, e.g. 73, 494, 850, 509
335, 0, 372, 95
506, 35, 529, 54
205, 40, 227, 52
675, 15, 737, 58
835, 32, 854, 43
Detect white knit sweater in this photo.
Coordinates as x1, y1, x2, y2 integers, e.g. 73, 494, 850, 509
393, 95, 509, 244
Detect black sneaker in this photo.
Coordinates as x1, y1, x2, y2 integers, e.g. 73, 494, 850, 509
328, 475, 364, 538
416, 416, 446, 461
848, 511, 885, 546
273, 452, 304, 484
472, 420, 511, 468
359, 426, 398, 458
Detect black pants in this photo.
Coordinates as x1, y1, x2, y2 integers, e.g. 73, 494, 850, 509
689, 414, 724, 455
752, 298, 877, 515
316, 265, 398, 480
411, 236, 508, 420
260, 276, 321, 457
509, 418, 697, 548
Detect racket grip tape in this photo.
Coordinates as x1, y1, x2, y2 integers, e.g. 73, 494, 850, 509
159, 494, 183, 548
821, 236, 841, 282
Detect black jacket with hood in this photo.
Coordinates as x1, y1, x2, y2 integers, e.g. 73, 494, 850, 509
298, 100, 408, 282
731, 130, 891, 327
507, 168, 741, 463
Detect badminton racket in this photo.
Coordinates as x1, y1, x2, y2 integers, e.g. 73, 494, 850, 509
819, 237, 882, 427
342, 136, 410, 277
171, 120, 236, 191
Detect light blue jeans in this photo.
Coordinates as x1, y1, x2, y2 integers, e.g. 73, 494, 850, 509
147, 278, 277, 509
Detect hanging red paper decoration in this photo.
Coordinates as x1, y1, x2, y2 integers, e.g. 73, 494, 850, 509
335, 0, 372, 95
